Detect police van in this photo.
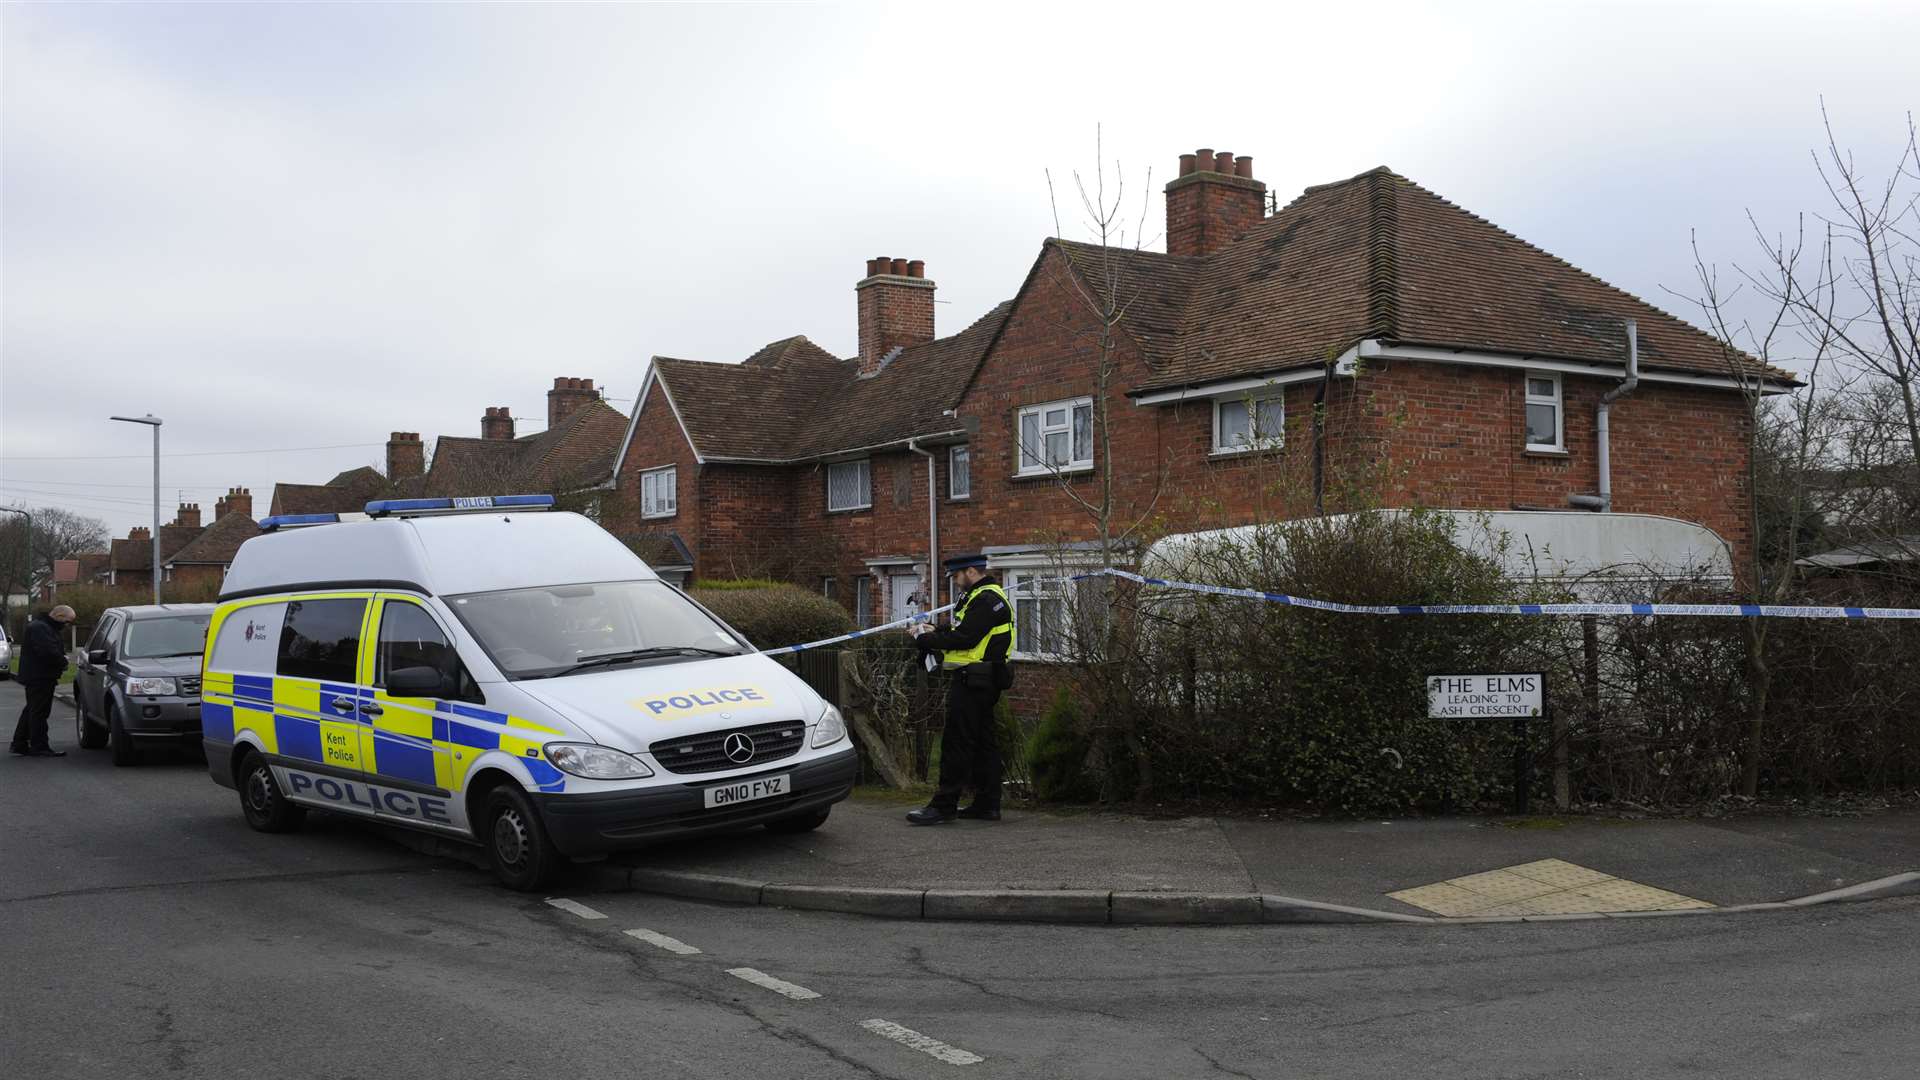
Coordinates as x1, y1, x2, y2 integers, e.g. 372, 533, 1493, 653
202, 495, 856, 889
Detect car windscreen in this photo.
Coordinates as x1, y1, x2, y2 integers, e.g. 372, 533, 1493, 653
122, 615, 213, 659
445, 580, 749, 680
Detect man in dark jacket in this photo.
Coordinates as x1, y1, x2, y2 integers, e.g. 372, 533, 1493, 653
906, 554, 1015, 825
11, 605, 76, 757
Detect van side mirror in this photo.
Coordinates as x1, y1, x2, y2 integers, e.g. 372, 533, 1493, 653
386, 666, 450, 698
87, 649, 109, 666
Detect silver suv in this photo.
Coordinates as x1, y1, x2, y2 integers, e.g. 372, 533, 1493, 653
73, 604, 214, 765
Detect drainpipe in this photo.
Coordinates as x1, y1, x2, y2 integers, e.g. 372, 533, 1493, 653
908, 438, 939, 616
1573, 318, 1640, 512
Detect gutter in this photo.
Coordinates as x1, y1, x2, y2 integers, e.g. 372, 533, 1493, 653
907, 438, 939, 618
700, 429, 968, 467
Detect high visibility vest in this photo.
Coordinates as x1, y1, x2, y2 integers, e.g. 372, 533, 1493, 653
941, 582, 1016, 670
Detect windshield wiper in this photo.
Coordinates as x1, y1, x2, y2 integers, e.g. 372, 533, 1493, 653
546, 646, 743, 677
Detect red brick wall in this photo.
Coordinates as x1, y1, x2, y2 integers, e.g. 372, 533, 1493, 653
1165, 170, 1267, 259
614, 378, 703, 562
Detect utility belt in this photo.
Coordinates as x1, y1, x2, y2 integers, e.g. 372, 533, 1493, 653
954, 661, 1014, 692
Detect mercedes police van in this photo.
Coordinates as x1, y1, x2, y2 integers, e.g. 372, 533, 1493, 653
202, 495, 856, 890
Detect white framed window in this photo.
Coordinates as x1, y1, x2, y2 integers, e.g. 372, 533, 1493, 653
1213, 394, 1284, 453
826, 459, 871, 512
999, 563, 1104, 661
640, 466, 677, 519
949, 445, 971, 499
853, 575, 873, 628
1524, 371, 1563, 451
821, 577, 836, 601
1016, 397, 1094, 476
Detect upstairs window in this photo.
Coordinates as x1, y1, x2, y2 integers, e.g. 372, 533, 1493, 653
1017, 398, 1094, 476
949, 445, 971, 499
1214, 394, 1284, 453
640, 466, 677, 519
826, 459, 871, 512
1525, 372, 1563, 451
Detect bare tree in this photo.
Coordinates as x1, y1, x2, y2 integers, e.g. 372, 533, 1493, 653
0, 505, 110, 609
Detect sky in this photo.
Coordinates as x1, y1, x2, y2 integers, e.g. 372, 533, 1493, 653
2, 0, 1915, 537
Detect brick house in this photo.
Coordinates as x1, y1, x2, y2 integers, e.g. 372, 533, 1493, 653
612, 146, 1794, 644
162, 487, 262, 590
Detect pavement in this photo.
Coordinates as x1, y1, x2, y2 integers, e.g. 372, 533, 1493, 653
606, 791, 1920, 925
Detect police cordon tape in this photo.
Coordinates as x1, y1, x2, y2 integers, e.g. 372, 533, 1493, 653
760, 567, 1920, 657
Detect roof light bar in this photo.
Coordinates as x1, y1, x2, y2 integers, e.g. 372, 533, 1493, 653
363, 494, 556, 518
259, 512, 372, 532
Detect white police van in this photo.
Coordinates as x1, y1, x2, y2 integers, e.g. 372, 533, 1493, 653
202, 495, 855, 889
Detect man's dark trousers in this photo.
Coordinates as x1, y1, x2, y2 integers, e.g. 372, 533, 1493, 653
11, 682, 58, 753
930, 677, 1002, 814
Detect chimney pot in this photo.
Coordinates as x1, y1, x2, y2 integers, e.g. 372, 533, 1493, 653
1166, 143, 1268, 259
889, 257, 908, 276
907, 259, 925, 278
1179, 153, 1197, 176
1234, 155, 1254, 178
1214, 151, 1235, 173
856, 252, 936, 374
1195, 148, 1215, 172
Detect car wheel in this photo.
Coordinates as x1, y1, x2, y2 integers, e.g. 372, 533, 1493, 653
764, 806, 831, 834
483, 784, 561, 892
237, 750, 306, 833
107, 703, 139, 766
77, 701, 107, 750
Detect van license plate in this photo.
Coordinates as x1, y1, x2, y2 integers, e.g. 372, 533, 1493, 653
703, 774, 790, 809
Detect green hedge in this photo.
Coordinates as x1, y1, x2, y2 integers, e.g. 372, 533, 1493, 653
690, 581, 854, 650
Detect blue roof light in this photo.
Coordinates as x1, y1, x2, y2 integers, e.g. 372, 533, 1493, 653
260, 513, 342, 532
364, 494, 556, 517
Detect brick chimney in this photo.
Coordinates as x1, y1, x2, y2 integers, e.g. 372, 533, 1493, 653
129, 527, 150, 542
171, 503, 201, 529
386, 432, 424, 480
548, 378, 598, 427
1165, 148, 1266, 259
856, 257, 935, 376
481, 406, 515, 441
214, 487, 254, 521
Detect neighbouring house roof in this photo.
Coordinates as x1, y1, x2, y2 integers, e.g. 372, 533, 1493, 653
1058, 167, 1796, 394
166, 513, 263, 566
1796, 537, 1920, 571
650, 302, 1014, 464
419, 398, 628, 496
109, 525, 202, 573
52, 560, 79, 585
621, 531, 695, 571
78, 552, 111, 583
270, 465, 392, 516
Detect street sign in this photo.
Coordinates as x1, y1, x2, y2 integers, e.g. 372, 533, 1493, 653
1427, 673, 1543, 719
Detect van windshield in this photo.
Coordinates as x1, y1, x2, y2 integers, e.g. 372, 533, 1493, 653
123, 615, 212, 659
445, 580, 749, 680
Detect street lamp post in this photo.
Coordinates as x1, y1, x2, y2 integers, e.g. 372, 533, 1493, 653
109, 414, 163, 605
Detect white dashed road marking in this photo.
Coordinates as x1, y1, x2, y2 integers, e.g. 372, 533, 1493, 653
725, 967, 821, 1000
624, 928, 702, 955
544, 898, 607, 920
859, 1019, 984, 1066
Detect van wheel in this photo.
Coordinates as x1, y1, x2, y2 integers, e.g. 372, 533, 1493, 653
765, 806, 830, 834
238, 750, 306, 833
77, 704, 106, 750
107, 704, 139, 766
484, 785, 561, 892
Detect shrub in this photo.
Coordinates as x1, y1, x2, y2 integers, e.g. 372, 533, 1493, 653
690, 581, 853, 651
1026, 686, 1094, 802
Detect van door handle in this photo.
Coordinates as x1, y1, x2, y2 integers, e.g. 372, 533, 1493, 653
329, 695, 358, 714
358, 702, 384, 717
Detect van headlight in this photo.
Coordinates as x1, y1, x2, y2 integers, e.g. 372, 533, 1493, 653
543, 743, 655, 779
811, 703, 847, 748
127, 677, 177, 697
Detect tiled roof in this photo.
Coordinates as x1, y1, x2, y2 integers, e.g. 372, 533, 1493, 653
621, 530, 695, 570
78, 552, 111, 583
269, 482, 365, 516
1106, 167, 1792, 392
656, 303, 1014, 463
423, 398, 628, 496
166, 513, 262, 566
110, 525, 202, 572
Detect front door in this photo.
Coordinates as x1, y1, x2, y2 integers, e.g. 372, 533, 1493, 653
888, 572, 924, 625
362, 595, 459, 829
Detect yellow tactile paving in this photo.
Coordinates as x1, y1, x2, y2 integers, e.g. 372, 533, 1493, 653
1388, 860, 1714, 917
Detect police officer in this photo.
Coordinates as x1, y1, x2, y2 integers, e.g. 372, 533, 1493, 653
906, 553, 1015, 825
10, 605, 76, 757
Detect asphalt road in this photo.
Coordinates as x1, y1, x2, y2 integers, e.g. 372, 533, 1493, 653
3, 680, 1917, 1079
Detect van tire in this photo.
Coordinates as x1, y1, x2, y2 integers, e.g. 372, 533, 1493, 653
764, 806, 830, 834
238, 750, 306, 833
107, 704, 139, 767
483, 785, 561, 892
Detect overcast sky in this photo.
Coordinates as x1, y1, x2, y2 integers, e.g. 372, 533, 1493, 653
3, 0, 1915, 537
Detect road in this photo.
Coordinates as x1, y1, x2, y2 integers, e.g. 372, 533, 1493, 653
3, 680, 1916, 1079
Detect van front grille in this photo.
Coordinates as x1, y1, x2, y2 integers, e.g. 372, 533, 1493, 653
649, 720, 805, 775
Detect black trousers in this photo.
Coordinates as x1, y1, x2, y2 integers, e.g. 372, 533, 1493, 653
11, 681, 58, 752
931, 677, 1003, 813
